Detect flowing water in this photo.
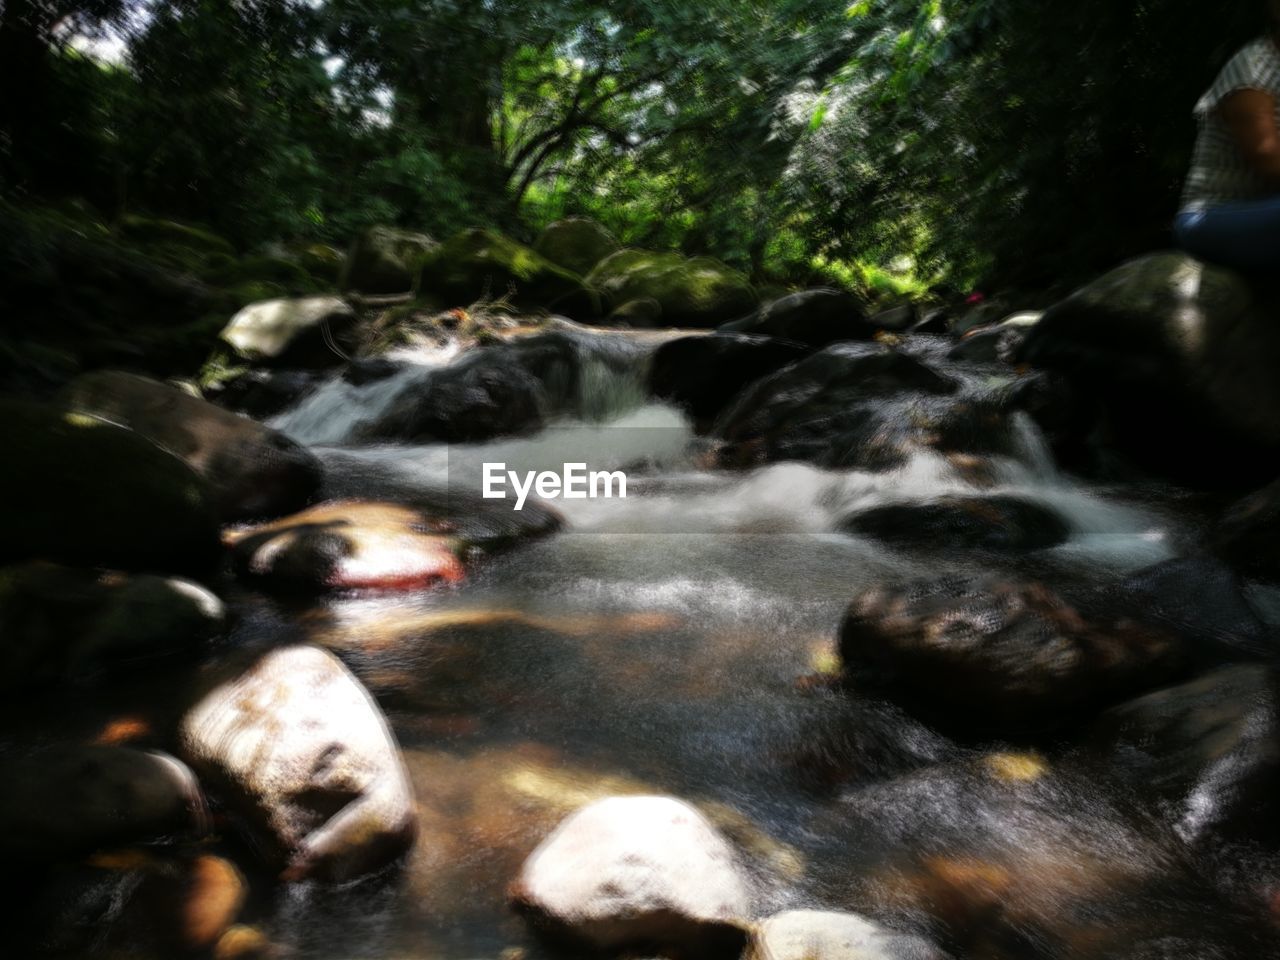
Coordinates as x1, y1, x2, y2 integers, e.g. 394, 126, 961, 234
47, 331, 1278, 957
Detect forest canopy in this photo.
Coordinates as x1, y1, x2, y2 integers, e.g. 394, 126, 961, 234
0, 0, 1264, 297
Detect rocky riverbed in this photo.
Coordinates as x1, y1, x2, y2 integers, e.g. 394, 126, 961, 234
4, 221, 1280, 959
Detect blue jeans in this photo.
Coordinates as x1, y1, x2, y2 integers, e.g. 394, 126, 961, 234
1175, 196, 1280, 273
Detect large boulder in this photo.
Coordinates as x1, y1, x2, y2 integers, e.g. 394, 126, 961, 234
1092, 664, 1280, 843
747, 910, 947, 960
0, 745, 205, 862
719, 288, 874, 347
0, 562, 224, 688
62, 371, 322, 521
587, 249, 757, 328
1213, 475, 1280, 583
360, 331, 581, 443
178, 644, 416, 881
1018, 252, 1280, 486
839, 575, 1186, 732
340, 225, 436, 295
225, 500, 466, 593
842, 495, 1071, 552
512, 795, 751, 956
420, 228, 599, 318
712, 343, 981, 470
218, 295, 358, 367
0, 401, 220, 574
533, 217, 621, 277
649, 333, 809, 426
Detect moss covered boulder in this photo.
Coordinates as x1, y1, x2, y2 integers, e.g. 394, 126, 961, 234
62, 371, 322, 522
341, 225, 437, 295
533, 218, 621, 277
420, 228, 600, 318
586, 249, 756, 328
0, 401, 220, 574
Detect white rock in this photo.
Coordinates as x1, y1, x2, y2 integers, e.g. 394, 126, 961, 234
750, 910, 948, 960
220, 295, 355, 363
179, 644, 416, 880
513, 795, 751, 954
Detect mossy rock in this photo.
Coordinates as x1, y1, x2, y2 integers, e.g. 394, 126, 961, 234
209, 254, 316, 292
0, 401, 220, 574
420, 228, 600, 319
341, 226, 437, 295
299, 243, 346, 283
533, 218, 621, 277
117, 214, 236, 259
586, 249, 756, 328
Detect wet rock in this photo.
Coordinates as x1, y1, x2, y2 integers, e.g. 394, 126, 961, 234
0, 562, 224, 688
1092, 664, 1280, 842
219, 295, 358, 367
1019, 252, 1280, 486
0, 400, 221, 574
1213, 475, 1280, 583
588, 249, 756, 328
421, 228, 599, 318
0, 745, 205, 862
533, 217, 621, 277
747, 910, 947, 960
225, 500, 466, 593
341, 225, 436, 295
649, 333, 808, 426
947, 314, 1037, 364
342, 356, 406, 386
842, 495, 1070, 552
712, 343, 962, 468
214, 925, 276, 960
361, 332, 583, 443
178, 644, 416, 881
827, 754, 1280, 960
214, 367, 322, 419
719, 288, 873, 347
870, 303, 919, 332
62, 371, 322, 521
839, 575, 1185, 731
512, 795, 751, 957
1112, 554, 1274, 661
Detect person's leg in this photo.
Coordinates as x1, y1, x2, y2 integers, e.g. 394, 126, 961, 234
1175, 196, 1280, 273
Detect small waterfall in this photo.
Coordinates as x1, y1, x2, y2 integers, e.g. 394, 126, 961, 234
1009, 411, 1059, 482
562, 334, 652, 423
269, 340, 463, 445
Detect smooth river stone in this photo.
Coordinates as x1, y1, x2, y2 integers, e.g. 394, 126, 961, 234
179, 644, 417, 881
748, 910, 949, 960
512, 795, 751, 956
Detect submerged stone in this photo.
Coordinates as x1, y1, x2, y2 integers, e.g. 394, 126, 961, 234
842, 495, 1071, 552
225, 499, 466, 593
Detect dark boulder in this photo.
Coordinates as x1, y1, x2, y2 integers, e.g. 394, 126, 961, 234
839, 575, 1186, 732
712, 343, 976, 469
1091, 664, 1280, 843
649, 333, 808, 426
0, 562, 225, 689
213, 367, 322, 419
0, 401, 220, 574
360, 332, 581, 443
842, 495, 1070, 552
1018, 252, 1280, 487
1213, 475, 1280, 584
62, 371, 322, 521
719, 288, 873, 347
0, 745, 205, 863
